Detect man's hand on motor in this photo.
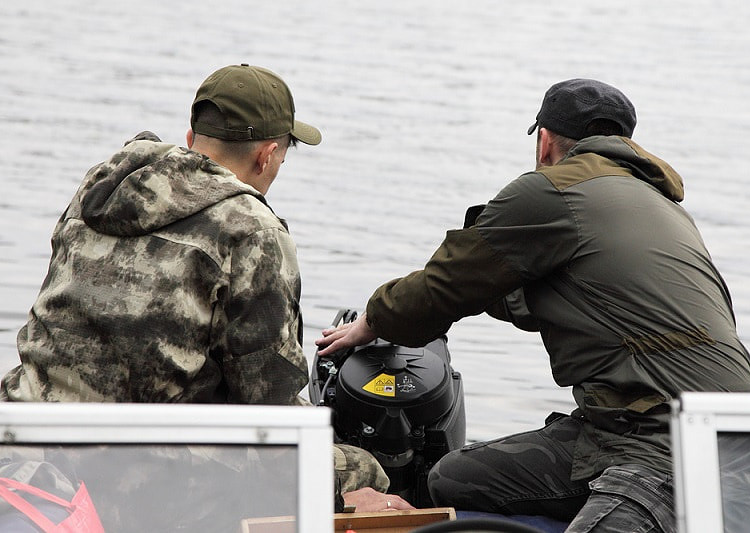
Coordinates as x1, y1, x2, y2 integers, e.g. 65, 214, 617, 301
315, 314, 377, 356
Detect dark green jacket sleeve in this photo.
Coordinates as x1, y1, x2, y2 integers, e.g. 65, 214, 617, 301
366, 226, 523, 347
366, 171, 577, 346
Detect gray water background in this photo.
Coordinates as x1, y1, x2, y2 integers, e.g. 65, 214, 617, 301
1, 0, 749, 442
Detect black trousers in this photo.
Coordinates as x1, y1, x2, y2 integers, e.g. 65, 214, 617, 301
427, 414, 675, 532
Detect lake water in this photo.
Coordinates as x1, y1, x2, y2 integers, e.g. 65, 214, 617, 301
1, 0, 749, 441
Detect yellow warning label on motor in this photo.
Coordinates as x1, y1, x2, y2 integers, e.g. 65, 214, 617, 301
363, 373, 396, 397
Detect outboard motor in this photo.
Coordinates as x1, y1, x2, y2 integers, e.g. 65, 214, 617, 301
310, 310, 465, 507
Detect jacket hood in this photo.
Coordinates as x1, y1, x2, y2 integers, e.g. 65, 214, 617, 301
79, 131, 267, 236
565, 136, 685, 202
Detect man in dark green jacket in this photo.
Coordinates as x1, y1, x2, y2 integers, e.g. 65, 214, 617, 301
316, 78, 750, 532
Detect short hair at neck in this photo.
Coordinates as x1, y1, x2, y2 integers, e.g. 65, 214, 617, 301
548, 118, 626, 153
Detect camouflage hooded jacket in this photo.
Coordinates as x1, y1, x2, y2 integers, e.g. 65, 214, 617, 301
2, 132, 308, 404
365, 135, 750, 479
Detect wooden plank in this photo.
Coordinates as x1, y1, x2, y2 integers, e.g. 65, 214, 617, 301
240, 515, 295, 533
240, 507, 456, 533
335, 507, 455, 531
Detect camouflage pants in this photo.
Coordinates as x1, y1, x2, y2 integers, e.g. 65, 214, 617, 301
428, 414, 675, 533
334, 443, 389, 494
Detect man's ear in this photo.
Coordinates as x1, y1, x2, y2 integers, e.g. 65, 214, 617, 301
537, 128, 554, 167
254, 141, 279, 174
186, 129, 195, 148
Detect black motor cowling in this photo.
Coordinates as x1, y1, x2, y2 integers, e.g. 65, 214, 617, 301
311, 310, 465, 507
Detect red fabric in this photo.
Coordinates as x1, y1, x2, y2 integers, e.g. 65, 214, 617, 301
0, 477, 105, 532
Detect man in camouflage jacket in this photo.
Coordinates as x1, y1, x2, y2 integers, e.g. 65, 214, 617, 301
2, 127, 307, 404
2, 65, 320, 405
1, 65, 403, 516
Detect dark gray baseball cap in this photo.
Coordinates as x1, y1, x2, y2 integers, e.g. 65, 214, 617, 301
527, 78, 636, 140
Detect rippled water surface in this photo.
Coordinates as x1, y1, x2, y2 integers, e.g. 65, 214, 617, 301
2, 0, 749, 441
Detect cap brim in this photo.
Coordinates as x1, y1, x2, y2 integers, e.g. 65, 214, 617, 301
291, 120, 322, 145
527, 121, 538, 135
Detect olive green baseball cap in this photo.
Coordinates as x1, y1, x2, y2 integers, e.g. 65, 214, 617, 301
191, 64, 321, 145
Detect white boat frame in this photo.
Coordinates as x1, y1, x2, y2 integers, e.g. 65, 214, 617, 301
0, 402, 334, 533
671, 392, 750, 533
